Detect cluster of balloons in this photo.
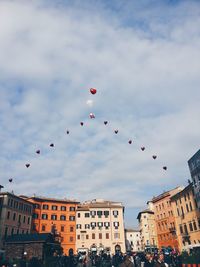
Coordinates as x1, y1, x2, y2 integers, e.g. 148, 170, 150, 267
4, 87, 167, 186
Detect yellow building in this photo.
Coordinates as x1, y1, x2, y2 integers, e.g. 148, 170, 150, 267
171, 183, 200, 251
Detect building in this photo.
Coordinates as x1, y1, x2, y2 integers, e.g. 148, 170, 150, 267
125, 229, 142, 252
137, 209, 157, 250
171, 183, 200, 251
0, 192, 33, 250
151, 187, 182, 250
188, 149, 200, 209
76, 199, 126, 254
5, 233, 61, 261
23, 196, 79, 255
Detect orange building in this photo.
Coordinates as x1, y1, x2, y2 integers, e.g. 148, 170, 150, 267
23, 196, 79, 255
171, 183, 200, 251
151, 187, 182, 250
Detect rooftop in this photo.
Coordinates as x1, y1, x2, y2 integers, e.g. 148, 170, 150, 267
21, 195, 79, 204
151, 186, 182, 203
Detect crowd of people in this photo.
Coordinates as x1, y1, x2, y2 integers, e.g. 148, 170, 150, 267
0, 250, 183, 267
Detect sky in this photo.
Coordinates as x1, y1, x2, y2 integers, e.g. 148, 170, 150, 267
0, 0, 200, 227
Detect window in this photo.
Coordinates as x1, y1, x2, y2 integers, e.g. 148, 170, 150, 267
13, 213, 16, 221
69, 216, 75, 221
11, 228, 14, 235
34, 204, 40, 209
97, 211, 103, 218
4, 227, 8, 237
18, 214, 21, 223
189, 222, 193, 232
189, 202, 193, 211
177, 208, 180, 216
69, 236, 73, 242
77, 235, 80, 240
99, 233, 102, 239
43, 204, 49, 210
7, 211, 10, 219
193, 221, 197, 231
42, 214, 48, 220
86, 234, 89, 240
70, 226, 74, 232
98, 222, 103, 228
104, 211, 109, 217
92, 233, 95, 239
186, 204, 189, 212
113, 210, 119, 217
61, 226, 65, 232
104, 222, 110, 229
33, 213, 38, 219
61, 206, 66, 211
85, 213, 90, 218
77, 213, 81, 218
106, 233, 109, 239
52, 205, 58, 211
60, 215, 66, 221
27, 217, 30, 225
42, 225, 46, 231
51, 215, 57, 220
184, 224, 188, 234
77, 224, 81, 229
91, 222, 96, 229
90, 210, 96, 217
23, 216, 26, 223
113, 222, 119, 229
85, 224, 90, 229
114, 233, 120, 239
70, 207, 76, 211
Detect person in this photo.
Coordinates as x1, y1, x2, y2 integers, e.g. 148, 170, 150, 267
154, 254, 168, 267
144, 253, 154, 267
120, 255, 134, 267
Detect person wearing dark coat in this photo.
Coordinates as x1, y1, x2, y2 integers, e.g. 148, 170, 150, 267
144, 253, 154, 267
154, 254, 168, 267
120, 255, 134, 267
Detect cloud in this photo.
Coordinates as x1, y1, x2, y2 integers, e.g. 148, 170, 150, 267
0, 0, 200, 226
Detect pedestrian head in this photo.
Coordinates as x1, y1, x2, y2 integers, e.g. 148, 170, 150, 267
158, 253, 164, 262
145, 252, 152, 261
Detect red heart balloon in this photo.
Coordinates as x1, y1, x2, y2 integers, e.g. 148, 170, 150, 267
141, 147, 145, 151
90, 88, 97, 95
152, 155, 157, 160
26, 164, 30, 168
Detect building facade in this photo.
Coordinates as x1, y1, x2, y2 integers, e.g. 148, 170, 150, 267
0, 192, 33, 249
188, 149, 200, 209
125, 229, 142, 252
76, 199, 126, 254
137, 209, 157, 250
24, 196, 79, 255
151, 187, 182, 250
171, 183, 200, 251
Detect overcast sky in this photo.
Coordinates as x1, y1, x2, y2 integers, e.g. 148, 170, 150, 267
0, 0, 200, 227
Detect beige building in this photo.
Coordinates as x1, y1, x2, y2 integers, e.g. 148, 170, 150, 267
171, 183, 200, 251
0, 192, 33, 249
76, 199, 126, 254
137, 208, 157, 250
125, 229, 142, 252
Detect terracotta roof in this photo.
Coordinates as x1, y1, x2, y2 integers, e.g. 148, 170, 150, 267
22, 195, 79, 204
